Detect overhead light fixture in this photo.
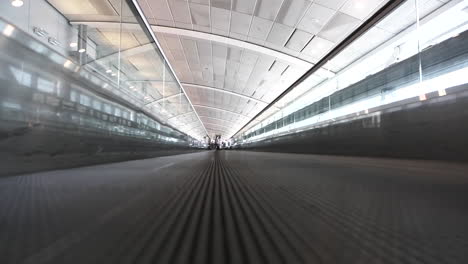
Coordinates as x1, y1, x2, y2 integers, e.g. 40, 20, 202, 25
11, 0, 23, 7
48, 37, 60, 46
78, 48, 86, 53
63, 60, 72, 68
69, 42, 77, 48
2, 24, 15, 36
111, 73, 117, 76
33, 27, 48, 37
106, 69, 112, 73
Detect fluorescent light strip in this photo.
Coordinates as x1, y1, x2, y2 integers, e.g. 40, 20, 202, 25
130, 0, 208, 139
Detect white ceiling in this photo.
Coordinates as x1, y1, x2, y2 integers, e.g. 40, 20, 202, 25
138, 0, 392, 138
46, 0, 396, 139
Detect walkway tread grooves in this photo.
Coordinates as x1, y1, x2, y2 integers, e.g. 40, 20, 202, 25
3, 151, 468, 264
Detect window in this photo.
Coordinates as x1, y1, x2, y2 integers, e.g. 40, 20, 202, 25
103, 104, 112, 114
79, 94, 91, 106
37, 78, 55, 93
10, 66, 32, 87
70, 90, 78, 102
92, 100, 102, 111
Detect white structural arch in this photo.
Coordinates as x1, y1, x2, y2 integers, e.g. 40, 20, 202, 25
199, 115, 236, 124
182, 83, 269, 105
193, 105, 251, 118
70, 21, 312, 69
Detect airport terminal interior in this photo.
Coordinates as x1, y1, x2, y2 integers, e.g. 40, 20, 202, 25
1, 0, 468, 263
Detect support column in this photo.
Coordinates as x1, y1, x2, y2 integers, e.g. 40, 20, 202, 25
77, 25, 88, 65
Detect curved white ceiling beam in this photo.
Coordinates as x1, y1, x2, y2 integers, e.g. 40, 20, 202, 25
167, 110, 195, 120
145, 92, 182, 106
193, 105, 251, 118
207, 130, 230, 136
203, 122, 235, 130
69, 21, 312, 69
206, 127, 232, 133
199, 115, 237, 124
183, 83, 268, 105
153, 25, 312, 69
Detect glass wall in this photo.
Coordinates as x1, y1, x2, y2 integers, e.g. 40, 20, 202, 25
234, 0, 468, 144
0, 0, 206, 141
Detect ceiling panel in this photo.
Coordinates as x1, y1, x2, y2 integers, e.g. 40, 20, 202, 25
211, 7, 231, 32
266, 22, 295, 47
227, 48, 242, 62
297, 3, 336, 35
318, 12, 361, 43
276, 0, 311, 27
340, 0, 385, 20
254, 0, 284, 21
314, 0, 348, 10
167, 0, 191, 24
164, 34, 183, 50
233, 0, 256, 15
302, 36, 335, 62
143, 0, 172, 21
211, 0, 231, 10
191, 0, 210, 5
249, 16, 274, 40
285, 29, 314, 51
190, 3, 211, 27
180, 37, 199, 62
230, 11, 252, 35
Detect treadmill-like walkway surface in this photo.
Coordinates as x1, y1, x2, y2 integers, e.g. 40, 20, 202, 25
1, 151, 468, 264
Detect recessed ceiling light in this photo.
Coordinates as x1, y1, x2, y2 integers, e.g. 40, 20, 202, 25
106, 69, 112, 73
111, 73, 117, 76
78, 48, 86, 53
69, 42, 77, 48
11, 0, 23, 7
